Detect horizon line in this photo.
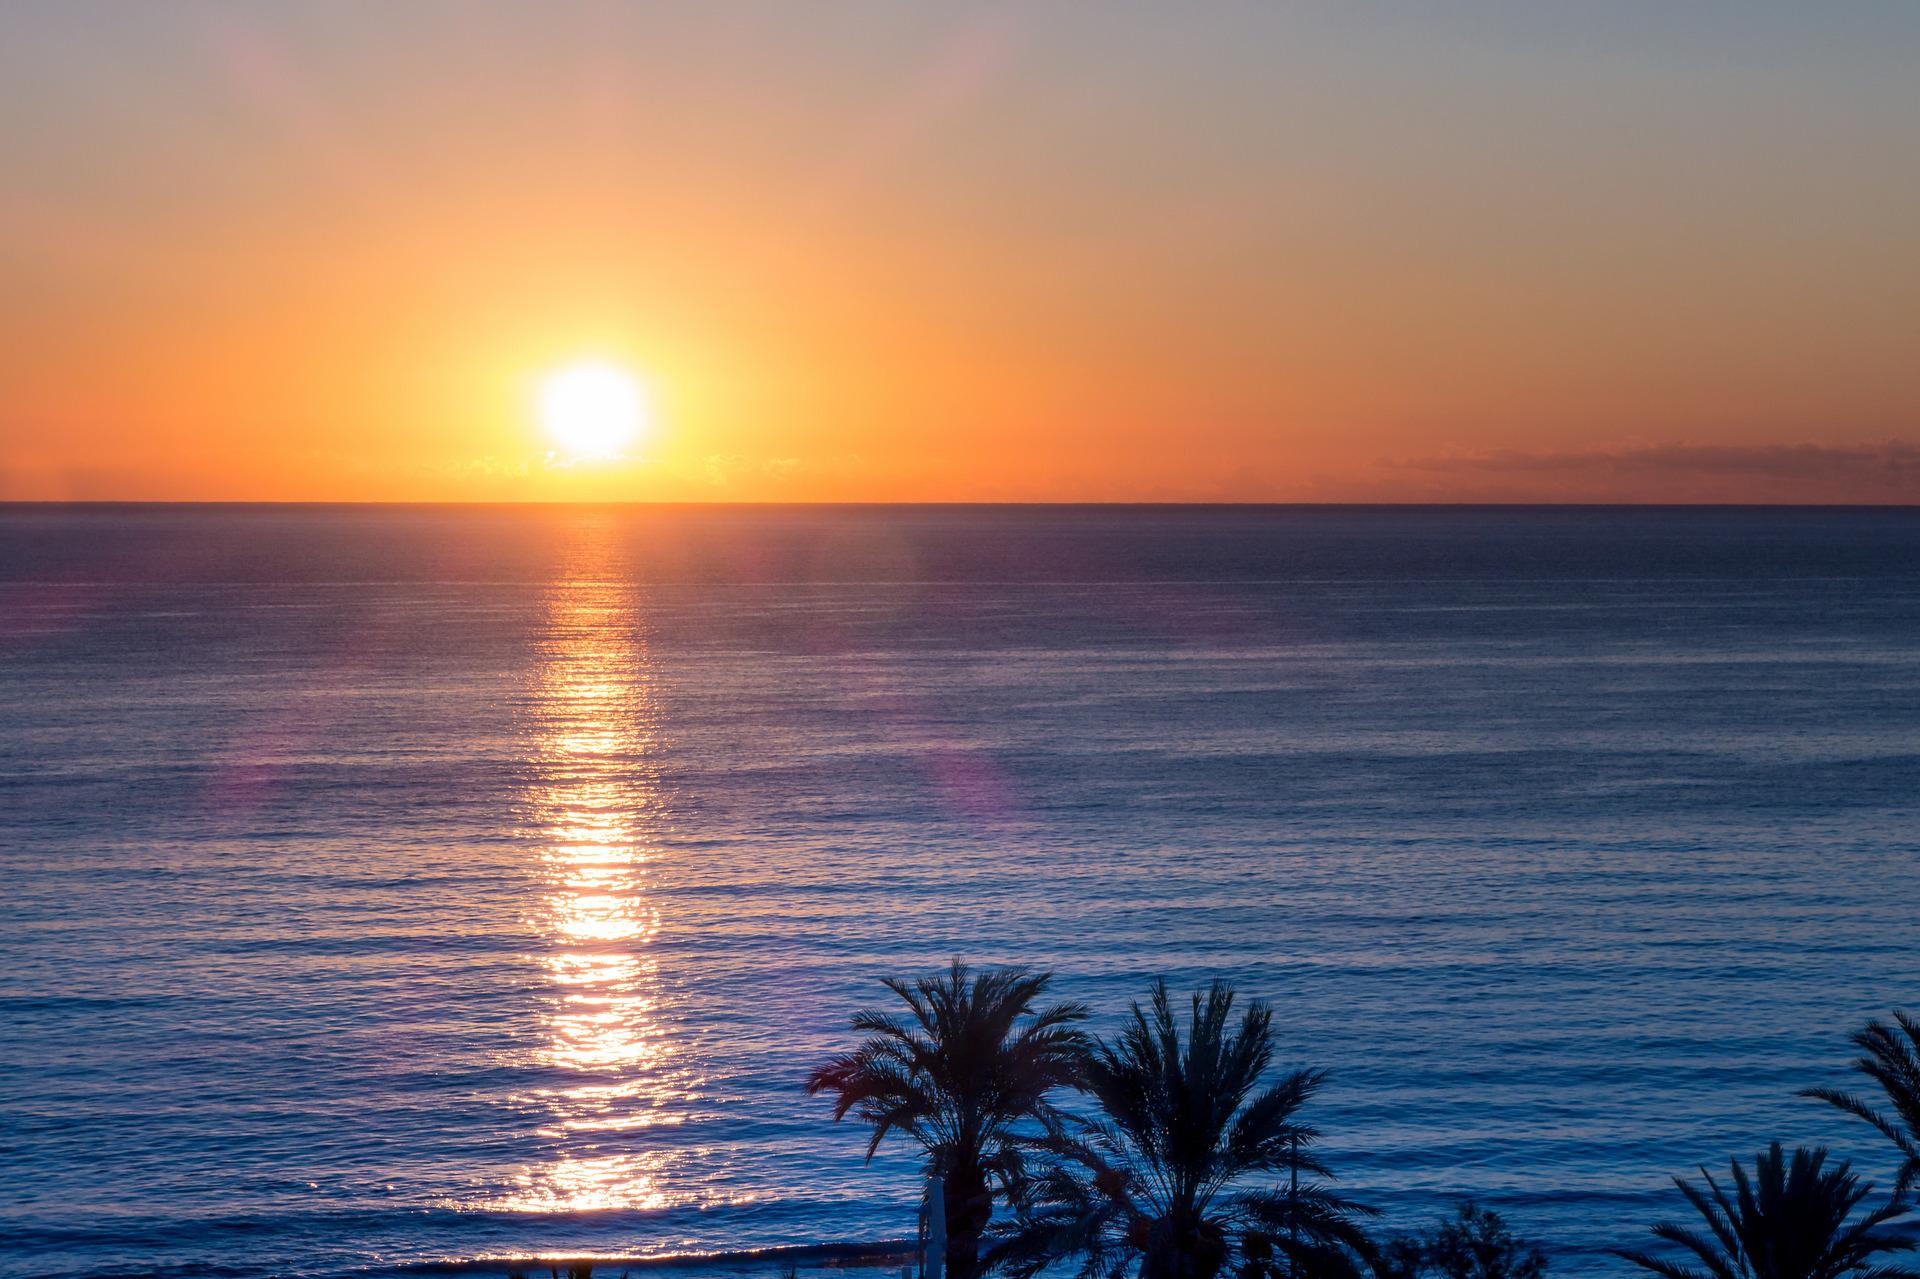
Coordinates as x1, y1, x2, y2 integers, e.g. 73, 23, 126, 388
5, 499, 1920, 511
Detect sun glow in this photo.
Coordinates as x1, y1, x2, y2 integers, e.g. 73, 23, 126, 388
538, 362, 649, 461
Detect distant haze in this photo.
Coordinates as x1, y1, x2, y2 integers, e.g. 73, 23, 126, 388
1, 3, 1916, 501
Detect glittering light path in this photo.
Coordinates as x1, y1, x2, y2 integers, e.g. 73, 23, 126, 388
508, 524, 693, 1214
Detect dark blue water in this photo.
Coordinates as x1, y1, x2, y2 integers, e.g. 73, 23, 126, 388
3, 506, 1918, 1279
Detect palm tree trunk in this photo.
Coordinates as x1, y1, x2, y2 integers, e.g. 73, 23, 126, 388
943, 1166, 992, 1279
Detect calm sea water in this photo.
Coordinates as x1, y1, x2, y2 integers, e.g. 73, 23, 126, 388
4, 505, 1919, 1279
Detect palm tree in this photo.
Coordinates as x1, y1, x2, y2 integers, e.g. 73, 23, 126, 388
992, 979, 1374, 1279
1803, 1011, 1920, 1195
804, 962, 1090, 1279
1612, 1143, 1916, 1279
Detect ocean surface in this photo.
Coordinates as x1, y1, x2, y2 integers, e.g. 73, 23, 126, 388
3, 505, 1919, 1279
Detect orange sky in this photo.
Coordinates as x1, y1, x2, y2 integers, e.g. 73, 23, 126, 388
2, 4, 1917, 502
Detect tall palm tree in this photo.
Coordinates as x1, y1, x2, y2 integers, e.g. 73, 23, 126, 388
992, 980, 1374, 1279
1803, 1011, 1920, 1195
1612, 1143, 1916, 1279
804, 962, 1090, 1279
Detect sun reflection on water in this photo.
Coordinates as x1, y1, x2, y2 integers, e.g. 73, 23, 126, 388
496, 530, 697, 1215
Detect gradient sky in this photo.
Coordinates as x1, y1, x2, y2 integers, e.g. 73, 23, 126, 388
2, 2, 1917, 502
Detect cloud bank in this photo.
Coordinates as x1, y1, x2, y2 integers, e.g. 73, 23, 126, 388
1383, 440, 1920, 502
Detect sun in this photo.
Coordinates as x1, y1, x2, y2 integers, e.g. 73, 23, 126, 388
537, 361, 649, 460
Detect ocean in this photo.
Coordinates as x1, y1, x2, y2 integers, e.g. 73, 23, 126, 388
3, 505, 1918, 1279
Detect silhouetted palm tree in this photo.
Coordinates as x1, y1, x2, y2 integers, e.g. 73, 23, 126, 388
805, 962, 1090, 1279
1612, 1143, 1916, 1279
992, 979, 1374, 1279
1803, 1011, 1920, 1196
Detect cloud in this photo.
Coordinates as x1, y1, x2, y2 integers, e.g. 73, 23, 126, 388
1399, 440, 1920, 478
1384, 439, 1920, 501
698, 454, 841, 489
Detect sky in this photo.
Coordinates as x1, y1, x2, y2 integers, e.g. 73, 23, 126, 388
1, 2, 1917, 503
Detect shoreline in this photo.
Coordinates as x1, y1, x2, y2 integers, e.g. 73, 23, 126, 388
393, 1240, 917, 1277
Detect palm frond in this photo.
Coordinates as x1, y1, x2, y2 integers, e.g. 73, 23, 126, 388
997, 979, 1364, 1279
1620, 1143, 1913, 1279
1805, 1012, 1920, 1196
1611, 1245, 1718, 1279
806, 963, 1091, 1279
